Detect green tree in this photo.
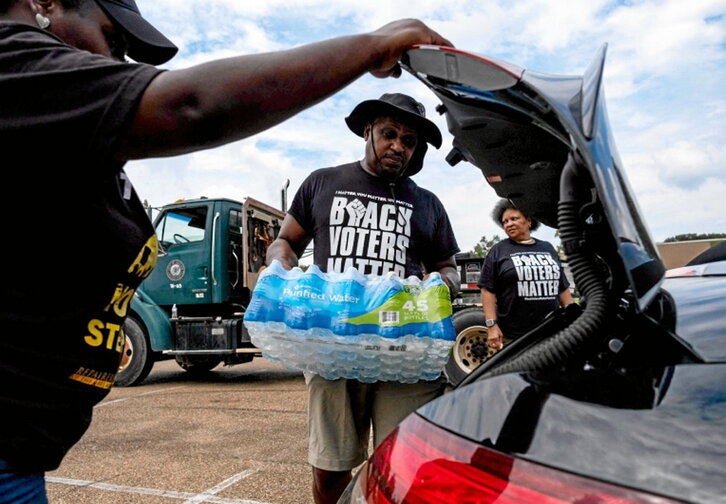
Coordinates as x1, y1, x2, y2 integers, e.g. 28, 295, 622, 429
471, 235, 501, 257
664, 233, 726, 243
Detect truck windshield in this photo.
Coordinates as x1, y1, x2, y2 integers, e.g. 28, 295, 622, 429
156, 208, 207, 247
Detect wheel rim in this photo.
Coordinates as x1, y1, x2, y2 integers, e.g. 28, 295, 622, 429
452, 325, 490, 374
118, 330, 133, 372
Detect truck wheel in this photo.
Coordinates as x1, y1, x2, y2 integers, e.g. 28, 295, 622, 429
115, 316, 154, 387
175, 356, 220, 375
444, 308, 491, 387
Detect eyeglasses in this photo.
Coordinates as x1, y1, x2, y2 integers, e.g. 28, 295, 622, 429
381, 127, 418, 149
371, 121, 419, 149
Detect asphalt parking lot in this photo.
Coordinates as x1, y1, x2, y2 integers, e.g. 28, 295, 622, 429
46, 357, 315, 504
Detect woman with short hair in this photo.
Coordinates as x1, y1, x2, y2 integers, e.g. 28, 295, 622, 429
478, 199, 573, 352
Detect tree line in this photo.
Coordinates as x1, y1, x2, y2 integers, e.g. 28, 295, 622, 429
663, 233, 726, 243
470, 232, 726, 257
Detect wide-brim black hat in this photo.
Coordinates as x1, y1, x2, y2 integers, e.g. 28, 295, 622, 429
346, 93, 442, 149
345, 93, 442, 177
96, 0, 178, 65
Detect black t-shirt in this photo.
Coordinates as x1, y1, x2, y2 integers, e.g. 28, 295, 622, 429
288, 162, 459, 278
478, 238, 569, 339
0, 23, 163, 471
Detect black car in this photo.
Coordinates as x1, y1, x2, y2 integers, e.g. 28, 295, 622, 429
339, 44, 726, 504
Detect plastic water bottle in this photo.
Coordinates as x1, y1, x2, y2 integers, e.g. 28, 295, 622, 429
243, 260, 455, 382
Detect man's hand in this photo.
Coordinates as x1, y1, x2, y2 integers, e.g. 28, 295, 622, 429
437, 264, 461, 300
367, 19, 454, 79
422, 255, 461, 301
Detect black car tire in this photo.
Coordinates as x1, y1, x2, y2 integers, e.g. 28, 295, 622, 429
115, 316, 155, 387
444, 307, 491, 387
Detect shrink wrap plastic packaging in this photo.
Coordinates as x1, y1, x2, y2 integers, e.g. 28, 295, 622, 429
243, 260, 455, 382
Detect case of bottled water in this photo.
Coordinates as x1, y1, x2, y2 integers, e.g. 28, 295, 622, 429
243, 260, 455, 383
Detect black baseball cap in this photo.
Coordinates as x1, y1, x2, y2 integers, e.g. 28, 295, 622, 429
95, 0, 178, 65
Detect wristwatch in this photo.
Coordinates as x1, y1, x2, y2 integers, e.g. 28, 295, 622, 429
485, 319, 498, 328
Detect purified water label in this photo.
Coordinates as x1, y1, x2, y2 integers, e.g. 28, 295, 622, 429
243, 260, 455, 382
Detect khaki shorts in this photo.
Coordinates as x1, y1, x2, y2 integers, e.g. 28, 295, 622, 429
305, 372, 446, 471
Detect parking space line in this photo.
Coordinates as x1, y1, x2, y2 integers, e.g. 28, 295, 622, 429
182, 469, 259, 504
46, 475, 272, 504
96, 386, 188, 407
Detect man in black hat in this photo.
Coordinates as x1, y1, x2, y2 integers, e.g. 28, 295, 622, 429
266, 93, 460, 504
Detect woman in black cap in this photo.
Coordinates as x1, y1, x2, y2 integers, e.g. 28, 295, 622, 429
0, 1, 453, 501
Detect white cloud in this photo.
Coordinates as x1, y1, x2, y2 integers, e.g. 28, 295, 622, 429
126, 0, 726, 255
605, 0, 726, 71
635, 176, 726, 241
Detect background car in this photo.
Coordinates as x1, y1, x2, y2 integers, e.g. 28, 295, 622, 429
339, 44, 726, 504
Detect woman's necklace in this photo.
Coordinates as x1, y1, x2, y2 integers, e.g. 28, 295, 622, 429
517, 238, 535, 245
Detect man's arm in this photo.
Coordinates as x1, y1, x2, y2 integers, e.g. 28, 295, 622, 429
428, 255, 460, 300
265, 214, 312, 270
117, 19, 453, 160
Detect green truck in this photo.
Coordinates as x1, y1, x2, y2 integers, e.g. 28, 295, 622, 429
115, 194, 490, 387
116, 196, 285, 386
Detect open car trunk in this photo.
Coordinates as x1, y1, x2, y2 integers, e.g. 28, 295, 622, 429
400, 45, 701, 382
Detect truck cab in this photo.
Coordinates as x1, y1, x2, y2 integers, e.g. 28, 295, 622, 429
116, 197, 284, 386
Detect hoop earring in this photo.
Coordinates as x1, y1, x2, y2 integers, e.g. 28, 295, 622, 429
35, 13, 51, 29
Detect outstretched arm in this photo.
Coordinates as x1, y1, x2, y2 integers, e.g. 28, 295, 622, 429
118, 19, 453, 160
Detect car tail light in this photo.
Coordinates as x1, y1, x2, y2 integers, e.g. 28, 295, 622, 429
350, 413, 682, 503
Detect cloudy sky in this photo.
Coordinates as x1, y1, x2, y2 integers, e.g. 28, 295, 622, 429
125, 0, 726, 254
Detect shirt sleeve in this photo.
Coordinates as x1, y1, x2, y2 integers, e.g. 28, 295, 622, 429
0, 28, 163, 173
424, 192, 460, 266
435, 206, 460, 259
478, 244, 498, 291
286, 172, 317, 234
